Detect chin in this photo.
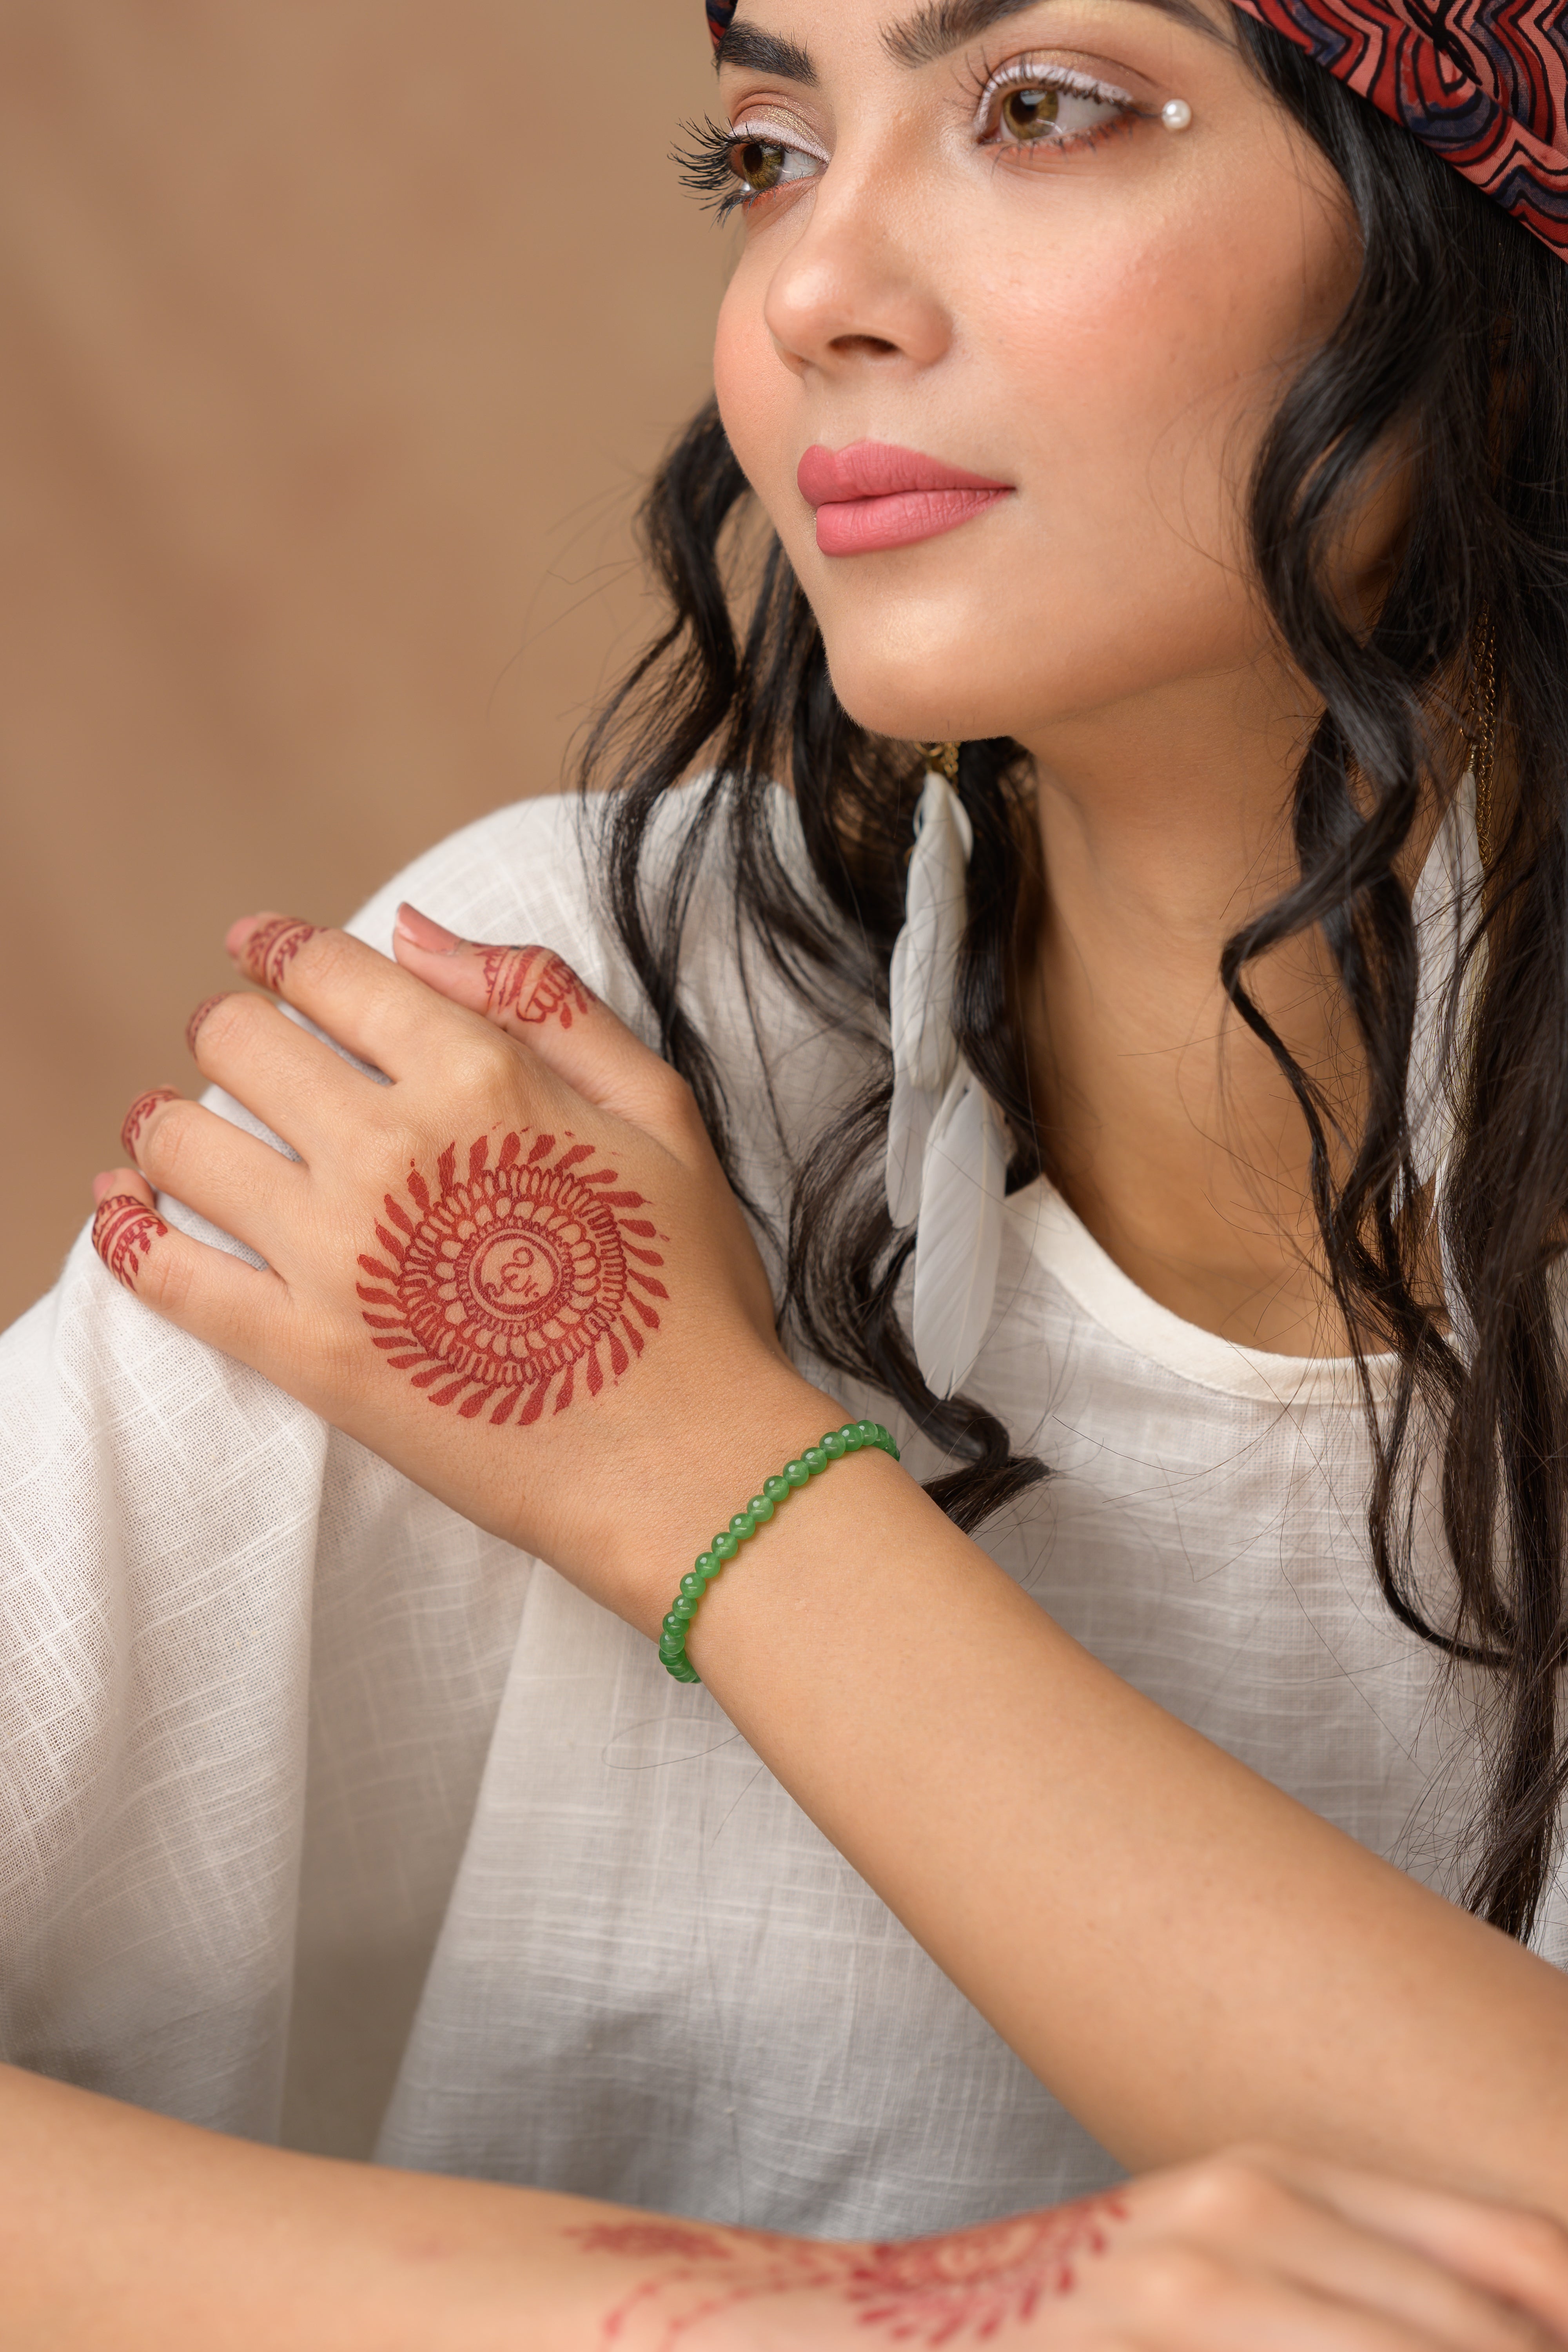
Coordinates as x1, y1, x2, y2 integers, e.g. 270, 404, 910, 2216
818, 626, 1019, 748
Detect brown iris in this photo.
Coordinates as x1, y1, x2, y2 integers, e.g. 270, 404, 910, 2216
728, 137, 786, 194
1000, 84, 1061, 140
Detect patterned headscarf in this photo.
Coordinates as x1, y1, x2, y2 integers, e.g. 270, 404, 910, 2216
702, 0, 1568, 261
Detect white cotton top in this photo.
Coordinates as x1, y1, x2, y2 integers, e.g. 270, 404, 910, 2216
0, 786, 1560, 2238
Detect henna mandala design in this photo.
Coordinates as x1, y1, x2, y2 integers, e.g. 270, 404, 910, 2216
574, 2196, 1131, 2350
120, 1087, 179, 1161
185, 994, 231, 1055
93, 1194, 170, 1292
481, 942, 593, 1031
358, 1129, 666, 1422
241, 915, 318, 993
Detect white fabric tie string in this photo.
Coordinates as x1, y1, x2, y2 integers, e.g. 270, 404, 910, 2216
886, 767, 1007, 1400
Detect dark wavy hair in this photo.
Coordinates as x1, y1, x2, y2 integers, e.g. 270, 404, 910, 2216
577, 18, 1568, 1941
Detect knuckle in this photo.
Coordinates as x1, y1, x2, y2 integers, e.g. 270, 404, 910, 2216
1496, 2207, 1568, 2274
1169, 2151, 1282, 2235
1123, 2241, 1235, 2318
138, 1102, 201, 1189
444, 1031, 516, 1097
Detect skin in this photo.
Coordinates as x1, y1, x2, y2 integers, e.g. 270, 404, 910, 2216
710, 0, 1400, 1352
16, 0, 1568, 2341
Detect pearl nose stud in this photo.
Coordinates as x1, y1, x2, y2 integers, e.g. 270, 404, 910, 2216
1161, 98, 1194, 131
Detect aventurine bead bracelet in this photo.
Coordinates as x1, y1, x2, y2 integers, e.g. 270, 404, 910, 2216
658, 1420, 900, 1683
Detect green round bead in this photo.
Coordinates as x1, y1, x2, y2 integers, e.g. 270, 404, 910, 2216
802, 1446, 828, 1475
730, 1511, 756, 1541
784, 1459, 810, 1488
713, 1530, 739, 1561
695, 1551, 717, 1579
679, 1572, 706, 1599
856, 1419, 880, 1445
658, 1641, 684, 1664
839, 1423, 864, 1451
672, 1593, 697, 1620
670, 1659, 701, 1683
662, 1612, 685, 1638
748, 1493, 774, 1523
821, 1430, 847, 1459
764, 1474, 790, 1504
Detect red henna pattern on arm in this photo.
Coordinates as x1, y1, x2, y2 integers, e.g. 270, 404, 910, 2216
571, 2195, 1131, 2348
480, 942, 594, 1032
120, 1088, 179, 1162
92, 1194, 171, 1292
186, 994, 232, 1056
358, 1128, 666, 1423
239, 915, 318, 993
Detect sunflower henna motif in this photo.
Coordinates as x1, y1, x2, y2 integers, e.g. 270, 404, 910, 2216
357, 1129, 666, 1424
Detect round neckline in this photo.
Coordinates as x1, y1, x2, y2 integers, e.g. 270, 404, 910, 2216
1012, 1180, 1397, 1406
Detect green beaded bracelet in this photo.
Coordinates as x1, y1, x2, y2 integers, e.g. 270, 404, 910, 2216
658, 1419, 900, 1683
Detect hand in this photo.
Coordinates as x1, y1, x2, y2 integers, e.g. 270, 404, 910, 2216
93, 909, 843, 1632
568, 2146, 1568, 2350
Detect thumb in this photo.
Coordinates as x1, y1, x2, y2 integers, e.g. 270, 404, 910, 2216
391, 903, 699, 1145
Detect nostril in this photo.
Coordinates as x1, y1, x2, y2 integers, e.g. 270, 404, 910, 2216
829, 334, 901, 358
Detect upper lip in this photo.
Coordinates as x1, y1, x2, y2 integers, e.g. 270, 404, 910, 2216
797, 441, 1012, 506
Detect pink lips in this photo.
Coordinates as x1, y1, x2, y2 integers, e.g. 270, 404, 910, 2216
797, 441, 1012, 556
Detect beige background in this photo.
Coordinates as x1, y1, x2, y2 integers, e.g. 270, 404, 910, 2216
0, 0, 724, 1328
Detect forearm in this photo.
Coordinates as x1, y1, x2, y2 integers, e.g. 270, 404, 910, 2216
0, 2062, 627, 2350
655, 1374, 1568, 2217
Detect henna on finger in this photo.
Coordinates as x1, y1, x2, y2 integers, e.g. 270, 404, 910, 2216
235, 915, 318, 994
92, 1194, 171, 1293
480, 942, 594, 1032
358, 1129, 667, 1425
569, 2196, 1132, 2348
185, 995, 232, 1056
120, 1088, 180, 1163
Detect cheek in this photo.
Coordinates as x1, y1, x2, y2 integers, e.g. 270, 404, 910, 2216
713, 270, 804, 533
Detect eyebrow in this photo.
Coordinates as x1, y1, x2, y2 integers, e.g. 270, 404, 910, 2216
714, 0, 1227, 80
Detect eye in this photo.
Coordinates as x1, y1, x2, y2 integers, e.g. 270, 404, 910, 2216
974, 57, 1136, 156
726, 130, 822, 200
672, 113, 826, 221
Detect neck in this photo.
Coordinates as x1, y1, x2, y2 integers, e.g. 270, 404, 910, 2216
1018, 661, 1365, 1357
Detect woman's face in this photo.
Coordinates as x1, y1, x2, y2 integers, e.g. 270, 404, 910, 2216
709, 0, 1360, 750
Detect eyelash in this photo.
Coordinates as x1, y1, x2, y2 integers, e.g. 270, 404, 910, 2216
673, 54, 1140, 223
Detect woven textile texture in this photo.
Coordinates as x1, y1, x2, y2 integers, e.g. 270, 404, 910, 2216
702, 0, 1568, 261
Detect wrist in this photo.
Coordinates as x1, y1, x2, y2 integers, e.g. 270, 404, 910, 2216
603, 1363, 859, 1642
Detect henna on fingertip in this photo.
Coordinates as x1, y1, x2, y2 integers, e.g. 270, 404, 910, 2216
92, 1194, 170, 1294
230, 913, 319, 994
120, 1087, 180, 1163
185, 994, 232, 1056
396, 904, 594, 1033
480, 942, 595, 1032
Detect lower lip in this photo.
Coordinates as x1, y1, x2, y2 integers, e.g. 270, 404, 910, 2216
814, 485, 1011, 557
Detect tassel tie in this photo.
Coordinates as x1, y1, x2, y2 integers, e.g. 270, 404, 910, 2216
886, 766, 1008, 1401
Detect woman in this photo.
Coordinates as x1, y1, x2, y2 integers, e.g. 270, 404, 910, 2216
6, 0, 1568, 2339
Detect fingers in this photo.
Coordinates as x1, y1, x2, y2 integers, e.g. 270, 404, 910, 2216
392, 903, 707, 1147
1140, 2151, 1568, 2352
185, 985, 389, 1164
90, 1167, 289, 1365
111, 1086, 301, 1259
227, 909, 479, 1082
1243, 2148, 1568, 2343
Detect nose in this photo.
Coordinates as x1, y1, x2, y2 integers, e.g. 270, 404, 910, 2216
762, 168, 953, 383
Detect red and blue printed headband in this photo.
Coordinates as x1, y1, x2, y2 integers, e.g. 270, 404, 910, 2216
704, 0, 1568, 260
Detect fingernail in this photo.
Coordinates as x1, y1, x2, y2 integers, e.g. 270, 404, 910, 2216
120, 1086, 179, 1162
186, 994, 230, 1056
229, 913, 318, 992
91, 1171, 117, 1207
395, 902, 463, 955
